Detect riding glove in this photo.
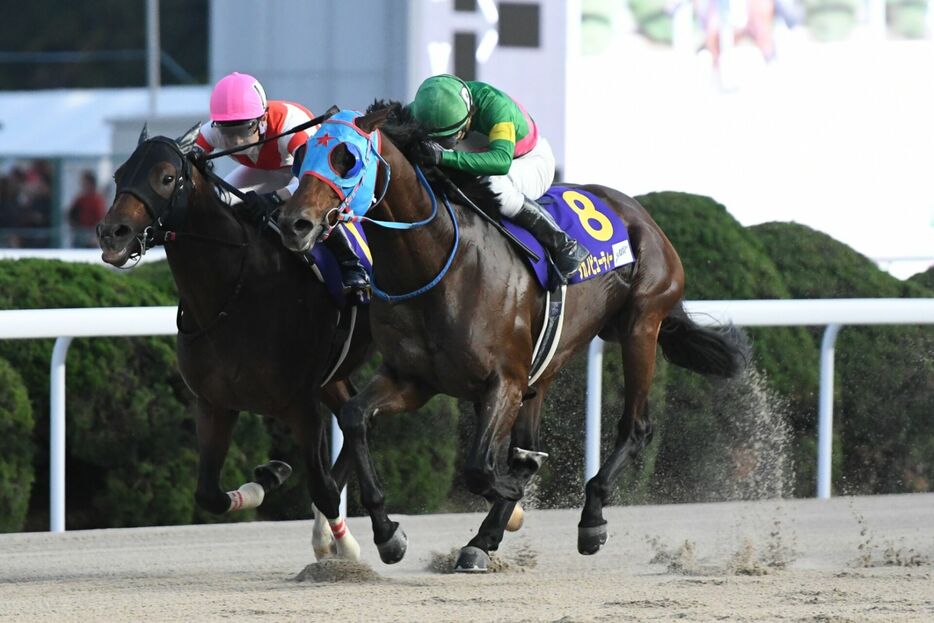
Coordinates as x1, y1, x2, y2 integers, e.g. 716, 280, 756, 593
242, 191, 283, 223
415, 140, 445, 166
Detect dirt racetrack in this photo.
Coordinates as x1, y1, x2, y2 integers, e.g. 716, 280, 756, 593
1, 493, 932, 622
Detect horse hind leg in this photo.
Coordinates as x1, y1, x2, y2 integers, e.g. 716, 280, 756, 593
578, 309, 662, 555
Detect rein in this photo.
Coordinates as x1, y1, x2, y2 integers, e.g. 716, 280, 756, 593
366, 165, 461, 304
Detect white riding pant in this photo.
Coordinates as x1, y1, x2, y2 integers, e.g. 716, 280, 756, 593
486, 137, 556, 217
223, 165, 298, 204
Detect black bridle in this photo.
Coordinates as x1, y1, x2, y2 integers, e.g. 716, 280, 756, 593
114, 135, 253, 256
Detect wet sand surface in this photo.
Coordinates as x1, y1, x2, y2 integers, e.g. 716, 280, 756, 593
1, 493, 932, 622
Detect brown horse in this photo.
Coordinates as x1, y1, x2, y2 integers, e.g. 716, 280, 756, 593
98, 126, 371, 560
277, 103, 747, 571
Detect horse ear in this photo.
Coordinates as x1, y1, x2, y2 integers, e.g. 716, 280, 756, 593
138, 123, 149, 145
357, 107, 392, 133
176, 122, 202, 153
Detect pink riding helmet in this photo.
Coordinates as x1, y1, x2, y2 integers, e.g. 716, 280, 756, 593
209, 72, 268, 122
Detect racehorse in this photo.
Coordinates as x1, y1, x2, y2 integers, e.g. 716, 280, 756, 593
276, 102, 747, 571
98, 125, 371, 561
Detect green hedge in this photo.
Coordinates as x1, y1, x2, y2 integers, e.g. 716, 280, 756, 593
0, 358, 34, 532
0, 259, 265, 529
752, 222, 934, 494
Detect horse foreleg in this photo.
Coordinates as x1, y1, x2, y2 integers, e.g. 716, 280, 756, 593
319, 380, 356, 490
311, 503, 335, 560
464, 377, 525, 501
290, 402, 360, 561
193, 399, 240, 514
456, 390, 546, 572
578, 314, 661, 555
340, 367, 432, 564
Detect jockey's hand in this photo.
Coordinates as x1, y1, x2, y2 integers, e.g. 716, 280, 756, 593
242, 191, 283, 223
188, 146, 208, 169
415, 140, 445, 166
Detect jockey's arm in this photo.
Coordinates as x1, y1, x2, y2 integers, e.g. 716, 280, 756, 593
439, 135, 515, 176
279, 167, 301, 201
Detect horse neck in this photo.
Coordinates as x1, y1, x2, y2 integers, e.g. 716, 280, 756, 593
163, 181, 258, 327
364, 148, 457, 296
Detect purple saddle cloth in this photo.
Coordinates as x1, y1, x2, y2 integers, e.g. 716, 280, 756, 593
501, 185, 636, 289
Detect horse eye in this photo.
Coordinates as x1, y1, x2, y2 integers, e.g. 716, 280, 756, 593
162, 174, 175, 185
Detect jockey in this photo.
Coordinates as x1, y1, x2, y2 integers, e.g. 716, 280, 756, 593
194, 72, 368, 294
409, 74, 590, 283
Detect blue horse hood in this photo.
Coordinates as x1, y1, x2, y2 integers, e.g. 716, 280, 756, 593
294, 109, 382, 217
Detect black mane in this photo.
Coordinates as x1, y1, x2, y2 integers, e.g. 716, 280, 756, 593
365, 99, 501, 215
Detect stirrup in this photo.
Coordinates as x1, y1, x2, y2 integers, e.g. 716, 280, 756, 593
551, 249, 589, 285
340, 265, 370, 302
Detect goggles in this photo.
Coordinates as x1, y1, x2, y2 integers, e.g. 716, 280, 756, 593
212, 118, 261, 140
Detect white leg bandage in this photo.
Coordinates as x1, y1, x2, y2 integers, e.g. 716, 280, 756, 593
226, 482, 265, 512
312, 504, 336, 560
328, 516, 361, 561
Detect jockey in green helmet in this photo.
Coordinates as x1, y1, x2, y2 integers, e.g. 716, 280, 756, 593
409, 74, 590, 284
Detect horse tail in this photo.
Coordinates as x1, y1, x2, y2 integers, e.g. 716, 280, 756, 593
657, 301, 749, 378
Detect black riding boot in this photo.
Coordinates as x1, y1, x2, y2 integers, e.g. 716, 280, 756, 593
325, 226, 369, 294
511, 196, 590, 284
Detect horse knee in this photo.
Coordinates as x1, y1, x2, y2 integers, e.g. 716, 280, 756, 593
338, 403, 367, 438
464, 465, 495, 497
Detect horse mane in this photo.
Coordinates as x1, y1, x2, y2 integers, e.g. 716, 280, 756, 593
365, 99, 501, 216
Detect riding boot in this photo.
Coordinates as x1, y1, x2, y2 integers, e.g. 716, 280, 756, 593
511, 196, 591, 284
324, 226, 369, 294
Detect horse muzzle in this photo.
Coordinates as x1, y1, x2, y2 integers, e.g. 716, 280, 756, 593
98, 221, 139, 267
277, 213, 322, 253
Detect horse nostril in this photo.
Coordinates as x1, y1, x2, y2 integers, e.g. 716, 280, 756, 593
114, 224, 133, 239
293, 219, 313, 236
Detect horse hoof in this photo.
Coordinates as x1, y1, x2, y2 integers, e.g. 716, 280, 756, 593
376, 524, 407, 564
253, 460, 292, 492
454, 546, 490, 573
578, 523, 608, 555
505, 504, 524, 532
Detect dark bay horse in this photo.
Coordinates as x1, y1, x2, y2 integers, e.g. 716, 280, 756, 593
277, 103, 746, 571
98, 126, 371, 560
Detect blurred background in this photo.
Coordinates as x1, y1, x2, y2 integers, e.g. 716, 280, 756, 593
1, 1, 932, 532
1, 0, 930, 275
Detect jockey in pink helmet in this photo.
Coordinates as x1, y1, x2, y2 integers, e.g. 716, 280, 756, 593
194, 72, 367, 293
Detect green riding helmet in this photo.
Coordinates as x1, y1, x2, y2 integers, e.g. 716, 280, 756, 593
410, 74, 473, 138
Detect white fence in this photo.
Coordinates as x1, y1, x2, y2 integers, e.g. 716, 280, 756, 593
586, 299, 934, 499
1, 298, 933, 531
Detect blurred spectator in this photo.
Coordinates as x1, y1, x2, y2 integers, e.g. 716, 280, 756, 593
0, 160, 53, 247
68, 170, 107, 247
700, 0, 777, 65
